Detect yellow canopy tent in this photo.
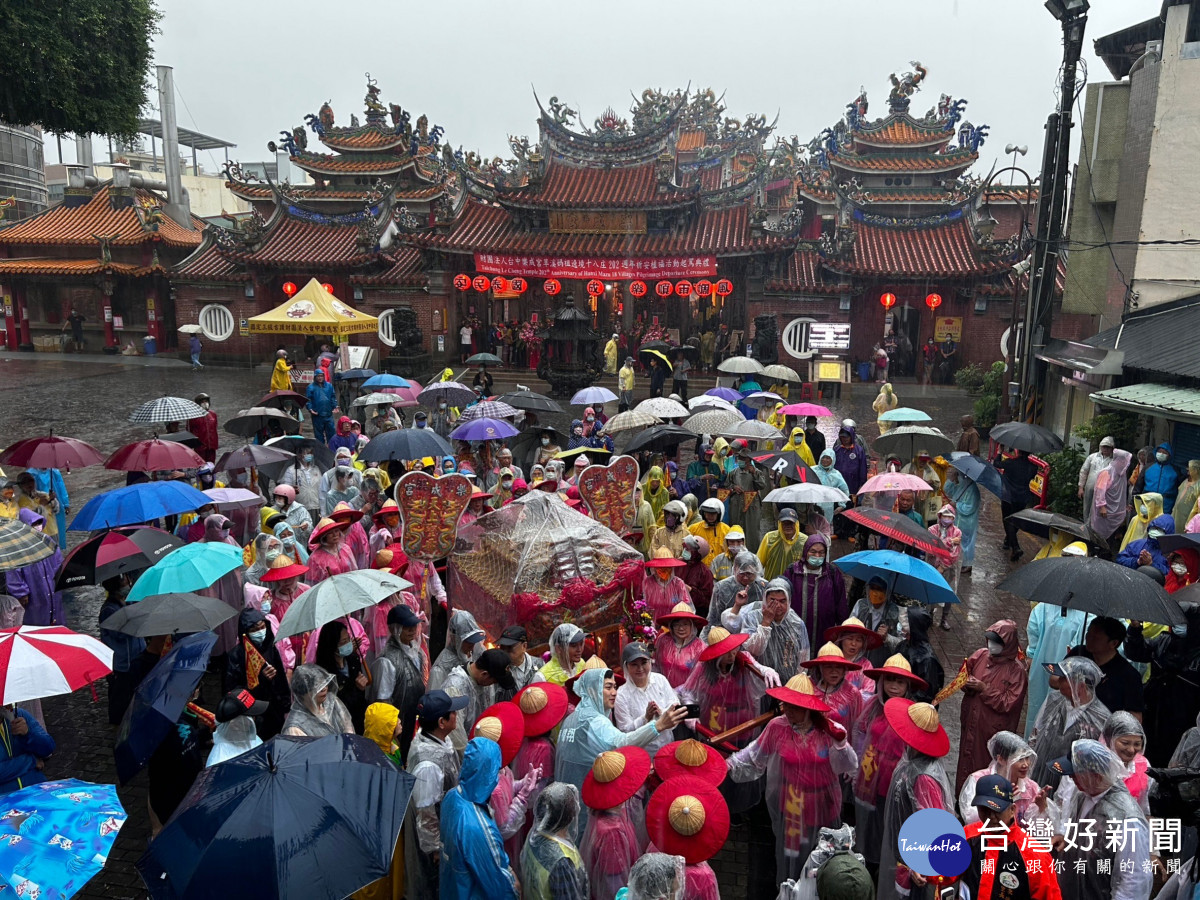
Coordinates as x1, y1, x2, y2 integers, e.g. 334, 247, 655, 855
247, 278, 377, 341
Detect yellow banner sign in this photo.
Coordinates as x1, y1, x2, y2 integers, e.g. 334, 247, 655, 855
934, 317, 962, 342
548, 210, 647, 235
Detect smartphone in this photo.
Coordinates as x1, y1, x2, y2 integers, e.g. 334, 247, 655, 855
939, 886, 958, 900
684, 703, 702, 719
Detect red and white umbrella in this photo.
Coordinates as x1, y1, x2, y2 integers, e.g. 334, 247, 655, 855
0, 626, 114, 705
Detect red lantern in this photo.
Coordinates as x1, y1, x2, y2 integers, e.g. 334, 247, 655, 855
694, 280, 714, 298
629, 280, 647, 298
492, 276, 510, 293
880, 292, 897, 310
543, 278, 561, 296
925, 292, 943, 310
674, 280, 693, 297
472, 275, 491, 292
510, 277, 528, 294
321, 282, 334, 294
453, 274, 471, 291
586, 279, 605, 296
715, 279, 733, 297
655, 280, 674, 297
282, 281, 298, 297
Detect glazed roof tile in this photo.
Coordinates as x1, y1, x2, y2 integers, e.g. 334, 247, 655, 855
173, 241, 252, 282
222, 215, 376, 268
228, 182, 443, 202
0, 186, 202, 249
290, 152, 419, 175
0, 257, 160, 277
676, 129, 707, 152
318, 128, 410, 152
349, 247, 425, 286
854, 117, 952, 147
499, 160, 693, 209
830, 150, 975, 173
765, 250, 851, 293
828, 218, 1004, 278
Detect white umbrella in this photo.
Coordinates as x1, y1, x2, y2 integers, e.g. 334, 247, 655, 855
684, 408, 746, 435
764, 483, 850, 505
202, 487, 265, 511
762, 364, 801, 382
177, 324, 204, 334
275, 570, 414, 641
717, 356, 764, 375
636, 397, 690, 419
353, 392, 409, 408
722, 420, 784, 442
740, 391, 784, 409
605, 409, 661, 434
688, 395, 737, 412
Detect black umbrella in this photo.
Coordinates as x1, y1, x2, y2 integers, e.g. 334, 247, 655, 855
997, 556, 1185, 626
622, 424, 697, 454
358, 427, 453, 463
99, 591, 240, 637
1004, 508, 1106, 548
509, 426, 568, 474
753, 451, 821, 484
639, 340, 673, 354
216, 443, 295, 472
989, 421, 1064, 455
158, 431, 203, 449
56, 526, 182, 590
1159, 533, 1200, 555
498, 390, 564, 414
224, 407, 301, 438
670, 344, 700, 360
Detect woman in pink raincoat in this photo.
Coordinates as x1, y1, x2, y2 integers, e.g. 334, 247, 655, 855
640, 550, 690, 623
256, 555, 310, 669
800, 641, 865, 731
580, 747, 649, 900
653, 602, 707, 689
305, 517, 356, 585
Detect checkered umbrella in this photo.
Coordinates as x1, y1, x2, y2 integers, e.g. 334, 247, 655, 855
604, 410, 661, 433
0, 519, 57, 572
128, 397, 206, 425
458, 400, 520, 422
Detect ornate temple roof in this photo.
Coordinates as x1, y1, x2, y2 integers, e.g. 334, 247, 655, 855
853, 116, 955, 148
765, 250, 851, 294
348, 246, 425, 286
495, 159, 694, 210
287, 150, 432, 177
0, 186, 202, 249
829, 147, 976, 174
827, 213, 1005, 278
0, 258, 167, 278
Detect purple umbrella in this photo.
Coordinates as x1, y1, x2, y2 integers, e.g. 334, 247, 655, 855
450, 417, 520, 442
705, 387, 743, 403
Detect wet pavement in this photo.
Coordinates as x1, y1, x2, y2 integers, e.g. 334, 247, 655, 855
0, 352, 1038, 898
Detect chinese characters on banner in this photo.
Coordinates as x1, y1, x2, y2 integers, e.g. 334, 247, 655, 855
972, 816, 1179, 877
473, 252, 718, 280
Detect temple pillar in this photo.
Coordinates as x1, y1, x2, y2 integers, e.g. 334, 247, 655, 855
100, 278, 117, 351
2, 286, 16, 350
14, 284, 32, 351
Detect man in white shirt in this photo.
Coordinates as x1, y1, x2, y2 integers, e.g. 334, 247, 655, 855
405, 690, 467, 900
613, 642, 680, 757
460, 324, 473, 362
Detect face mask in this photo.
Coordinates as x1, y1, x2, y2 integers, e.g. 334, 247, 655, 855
987, 639, 1004, 656
501, 479, 513, 490
265, 548, 281, 562
304, 454, 314, 464
416, 420, 426, 429
681, 550, 692, 562
573, 428, 583, 437
655, 569, 672, 582
807, 556, 824, 568
1140, 505, 1148, 517
939, 516, 953, 527
260, 600, 272, 615
338, 641, 355, 657
1173, 624, 1188, 637
248, 629, 267, 645
1148, 529, 1165, 540
728, 544, 743, 556
439, 402, 447, 410
201, 402, 210, 411
274, 499, 287, 509
541, 437, 550, 446
1173, 562, 1190, 576
1157, 452, 1169, 463
586, 416, 594, 423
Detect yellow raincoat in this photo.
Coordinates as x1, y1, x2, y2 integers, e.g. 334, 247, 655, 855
756, 526, 806, 581
604, 336, 619, 375
1121, 492, 1164, 551
873, 382, 899, 433
270, 356, 293, 392
642, 466, 670, 521
1033, 528, 1072, 561
689, 518, 729, 567
781, 427, 816, 467
765, 403, 788, 451
713, 437, 734, 476
768, 381, 791, 400
353, 706, 405, 900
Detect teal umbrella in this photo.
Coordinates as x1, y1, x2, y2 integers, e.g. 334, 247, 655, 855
878, 407, 932, 423
127, 542, 244, 602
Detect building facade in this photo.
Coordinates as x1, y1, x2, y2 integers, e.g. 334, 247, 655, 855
0, 123, 49, 222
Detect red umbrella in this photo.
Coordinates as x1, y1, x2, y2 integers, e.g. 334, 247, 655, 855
835, 506, 951, 561
258, 389, 308, 409
105, 439, 205, 472
0, 435, 105, 471
0, 625, 113, 705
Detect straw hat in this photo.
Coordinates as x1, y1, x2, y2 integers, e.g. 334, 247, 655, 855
470, 701, 525, 766
823, 616, 884, 650
657, 601, 707, 628
800, 642, 863, 672
513, 683, 569, 737
766, 672, 832, 713
469, 488, 493, 501
372, 544, 409, 574
259, 553, 309, 583
372, 498, 400, 523
309, 516, 350, 545
698, 626, 749, 662
566, 655, 623, 701
884, 698, 950, 758
645, 548, 685, 569
654, 739, 726, 787
646, 775, 731, 865
581, 746, 652, 810
863, 653, 929, 690
329, 501, 365, 524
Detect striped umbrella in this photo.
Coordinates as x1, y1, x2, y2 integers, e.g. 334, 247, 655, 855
128, 397, 206, 425
458, 400, 520, 422
0, 519, 57, 572
604, 410, 661, 433
0, 626, 114, 705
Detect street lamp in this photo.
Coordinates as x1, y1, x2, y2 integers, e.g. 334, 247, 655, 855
1043, 0, 1088, 20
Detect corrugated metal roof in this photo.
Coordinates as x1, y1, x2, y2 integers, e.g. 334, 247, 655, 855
1086, 296, 1200, 379
1091, 382, 1200, 425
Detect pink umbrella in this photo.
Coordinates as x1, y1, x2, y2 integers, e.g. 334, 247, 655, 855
0, 435, 105, 471
857, 472, 934, 494
779, 403, 833, 417
105, 439, 205, 472
385, 380, 424, 409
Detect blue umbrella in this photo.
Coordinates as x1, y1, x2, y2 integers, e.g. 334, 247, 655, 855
450, 417, 520, 442
138, 734, 416, 900
127, 541, 245, 602
114, 631, 216, 784
950, 453, 1007, 500
0, 778, 126, 899
334, 368, 376, 382
69, 482, 210, 532
705, 387, 743, 403
361, 372, 411, 389
833, 549, 960, 605
879, 406, 933, 423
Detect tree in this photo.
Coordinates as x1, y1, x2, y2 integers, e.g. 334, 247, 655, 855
0, 0, 160, 139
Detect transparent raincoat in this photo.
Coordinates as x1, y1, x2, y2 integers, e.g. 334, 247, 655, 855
721, 577, 811, 683
957, 730, 1044, 828
778, 825, 867, 900
581, 802, 640, 900
429, 609, 483, 692
1101, 710, 1155, 817
520, 783, 588, 900
206, 716, 262, 767
280, 664, 354, 737
536, 623, 586, 686
616, 853, 686, 900
1029, 655, 1110, 787
851, 694, 907, 864
876, 748, 954, 900
706, 551, 767, 629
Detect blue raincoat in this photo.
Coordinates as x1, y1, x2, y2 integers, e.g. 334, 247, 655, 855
1144, 442, 1181, 513
440, 738, 519, 900
814, 449, 849, 521
944, 476, 981, 566
1023, 603, 1089, 738
1117, 513, 1175, 574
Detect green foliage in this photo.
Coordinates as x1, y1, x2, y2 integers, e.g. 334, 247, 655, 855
969, 361, 1007, 429
954, 363, 986, 395
1073, 411, 1140, 453
0, 0, 160, 139
1044, 447, 1085, 520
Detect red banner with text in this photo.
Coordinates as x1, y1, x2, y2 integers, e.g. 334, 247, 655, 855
473, 252, 717, 280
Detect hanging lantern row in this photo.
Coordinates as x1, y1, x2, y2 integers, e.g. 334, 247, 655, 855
451, 273, 732, 298
452, 274, 530, 294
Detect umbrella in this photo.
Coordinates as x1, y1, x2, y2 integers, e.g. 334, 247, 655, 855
0, 519, 57, 571
639, 348, 672, 369
262, 436, 336, 472
105, 439, 205, 472
872, 426, 955, 461
384, 381, 424, 408
69, 482, 211, 532
0, 626, 113, 705
878, 406, 933, 423
361, 373, 411, 389
1158, 533, 1200, 555
684, 408, 746, 435
159, 431, 203, 448
450, 417, 520, 442
177, 323, 204, 334
114, 631, 215, 783
466, 352, 504, 366
203, 487, 265, 511
833, 549, 960, 606
334, 367, 377, 382
257, 389, 308, 409
508, 427, 568, 473
740, 391, 784, 409
722, 420, 784, 443
836, 507, 951, 560
989, 421, 1064, 455
498, 390, 564, 414
858, 472, 935, 494
358, 428, 453, 463
0, 778, 126, 899
216, 443, 294, 472
949, 454, 1006, 499
717, 356, 764, 375
224, 407, 301, 438
458, 400, 520, 422
753, 452, 821, 483
670, 343, 699, 360
622, 424, 697, 455
689, 395, 737, 412
1003, 508, 1106, 546
997, 557, 1185, 626
353, 391, 410, 409
572, 386, 618, 406
275, 569, 413, 641
604, 410, 661, 434
555, 446, 612, 463
129, 397, 205, 425
705, 387, 744, 403
762, 363, 801, 382
419, 381, 477, 408
763, 483, 849, 505
779, 402, 833, 418
99, 592, 240, 638
0, 434, 105, 470
137, 734, 415, 900
636, 396, 690, 419
56, 526, 182, 590
736, 379, 762, 394
127, 542, 245, 602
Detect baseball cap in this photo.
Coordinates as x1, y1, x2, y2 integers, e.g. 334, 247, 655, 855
701, 444, 714, 455
216, 689, 268, 723
498, 626, 528, 648
476, 648, 517, 691
777, 508, 799, 523
387, 605, 420, 628
622, 643, 652, 665
418, 690, 469, 721
1042, 661, 1067, 678
1047, 755, 1073, 777
971, 774, 1014, 812
463, 627, 486, 646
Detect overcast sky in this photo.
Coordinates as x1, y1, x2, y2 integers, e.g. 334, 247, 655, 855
70, 0, 1163, 180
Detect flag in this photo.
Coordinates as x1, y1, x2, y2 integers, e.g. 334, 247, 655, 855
933, 658, 969, 706
243, 635, 267, 690
187, 702, 216, 731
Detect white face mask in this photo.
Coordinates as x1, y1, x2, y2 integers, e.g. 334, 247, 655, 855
1157, 452, 1169, 463
1172, 562, 1189, 576
987, 638, 1004, 656
541, 437, 550, 446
